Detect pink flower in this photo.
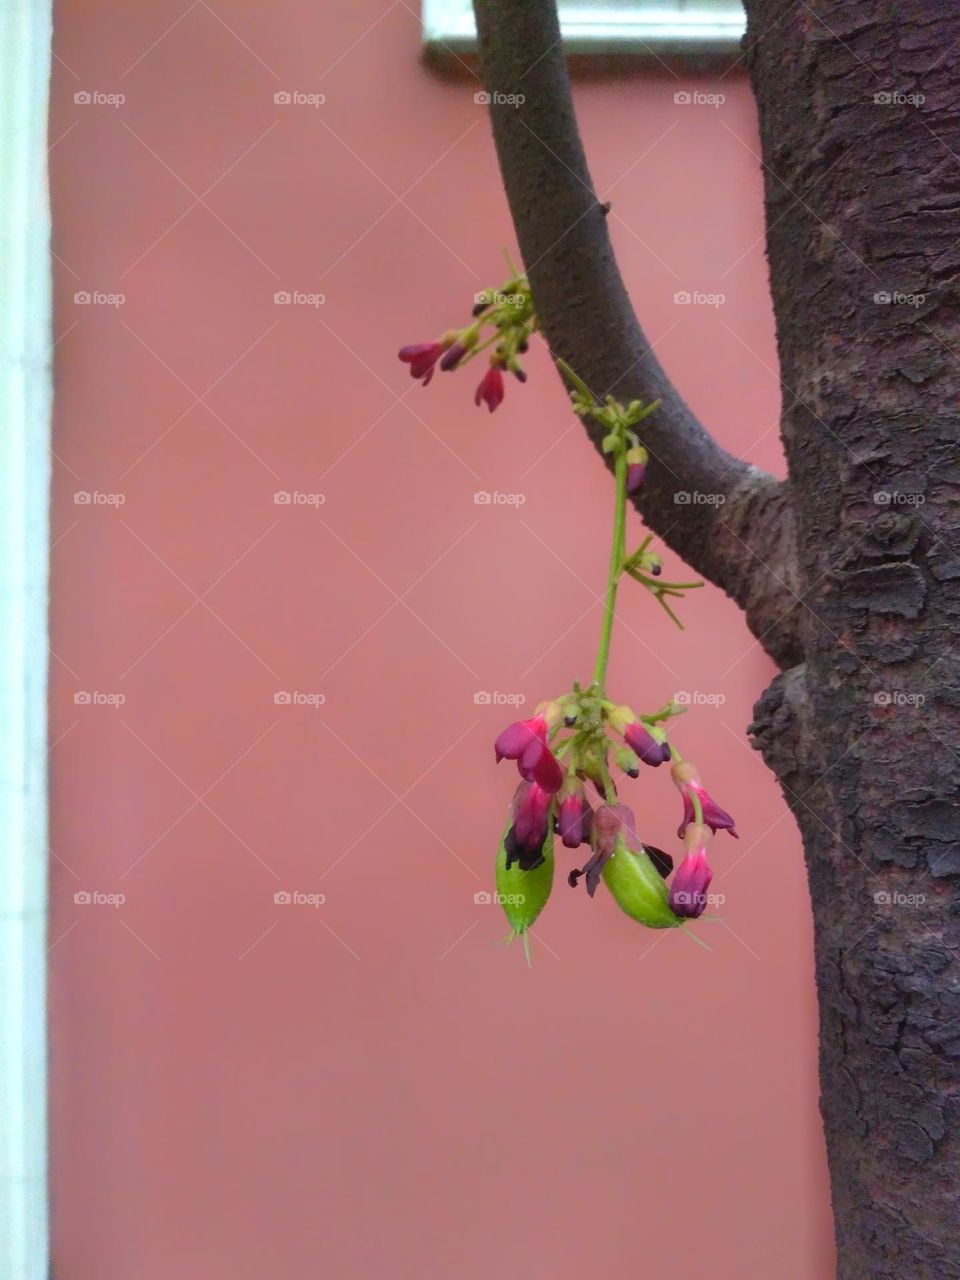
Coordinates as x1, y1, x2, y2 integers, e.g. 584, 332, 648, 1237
505, 781, 552, 871
494, 715, 562, 793
669, 848, 713, 918
475, 363, 505, 412
676, 782, 738, 839
671, 761, 738, 838
398, 342, 444, 386
558, 786, 591, 849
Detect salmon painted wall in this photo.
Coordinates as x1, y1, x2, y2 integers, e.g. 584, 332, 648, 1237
48, 3, 834, 1276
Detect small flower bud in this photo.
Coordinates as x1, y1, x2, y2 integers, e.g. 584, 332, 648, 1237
623, 722, 667, 767
626, 445, 648, 495
614, 745, 640, 778
669, 848, 713, 919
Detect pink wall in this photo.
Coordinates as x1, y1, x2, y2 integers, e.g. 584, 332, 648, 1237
48, 3, 833, 1276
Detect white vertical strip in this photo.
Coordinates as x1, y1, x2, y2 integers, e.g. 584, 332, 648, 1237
0, 0, 52, 1277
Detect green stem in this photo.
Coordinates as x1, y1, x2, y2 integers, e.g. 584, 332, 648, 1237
592, 440, 628, 691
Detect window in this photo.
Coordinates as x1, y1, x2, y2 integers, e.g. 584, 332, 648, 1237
0, 1, 52, 1276
423, 0, 746, 58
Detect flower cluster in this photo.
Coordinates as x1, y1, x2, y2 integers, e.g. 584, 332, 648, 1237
494, 689, 735, 936
399, 274, 536, 412
397, 265, 739, 957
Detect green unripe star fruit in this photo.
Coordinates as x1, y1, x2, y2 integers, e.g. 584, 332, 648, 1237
602, 838, 681, 929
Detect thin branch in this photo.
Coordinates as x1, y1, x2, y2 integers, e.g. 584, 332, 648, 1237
472, 0, 801, 668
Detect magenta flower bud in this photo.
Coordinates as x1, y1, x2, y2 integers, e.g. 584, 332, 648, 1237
505, 782, 552, 870
677, 781, 738, 839
669, 848, 713, 918
494, 715, 546, 763
623, 721, 666, 767
558, 788, 591, 849
494, 715, 563, 794
398, 342, 444, 386
475, 363, 505, 412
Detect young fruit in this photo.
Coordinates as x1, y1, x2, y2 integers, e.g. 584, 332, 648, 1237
495, 818, 554, 960
602, 838, 681, 929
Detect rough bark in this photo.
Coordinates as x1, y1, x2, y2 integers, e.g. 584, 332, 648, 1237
472, 0, 801, 669
475, 0, 960, 1275
745, 2, 960, 1274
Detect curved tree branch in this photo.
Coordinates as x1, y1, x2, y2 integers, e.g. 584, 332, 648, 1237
472, 0, 801, 668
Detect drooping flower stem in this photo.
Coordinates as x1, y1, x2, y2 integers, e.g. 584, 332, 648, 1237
592, 438, 628, 693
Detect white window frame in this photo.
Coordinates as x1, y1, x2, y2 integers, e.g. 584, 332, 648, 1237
0, 0, 52, 1276
423, 1, 745, 58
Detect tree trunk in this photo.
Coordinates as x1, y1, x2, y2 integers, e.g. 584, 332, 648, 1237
746, 2, 960, 1274
474, 0, 960, 1273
